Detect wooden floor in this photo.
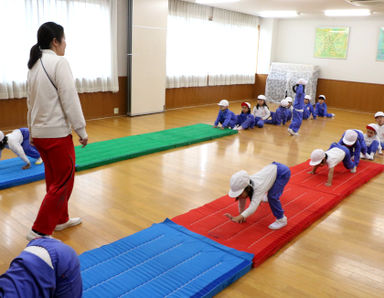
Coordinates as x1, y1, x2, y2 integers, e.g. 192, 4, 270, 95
1, 103, 383, 297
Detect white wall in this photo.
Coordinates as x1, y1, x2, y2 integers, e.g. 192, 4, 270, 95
272, 16, 384, 84
130, 0, 168, 115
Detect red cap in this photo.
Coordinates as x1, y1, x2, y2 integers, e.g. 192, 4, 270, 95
366, 124, 378, 134
241, 102, 251, 109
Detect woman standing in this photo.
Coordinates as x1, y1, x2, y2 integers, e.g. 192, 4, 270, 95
26, 22, 88, 240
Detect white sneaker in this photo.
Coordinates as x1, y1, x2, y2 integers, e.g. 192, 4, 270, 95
55, 218, 82, 231
360, 153, 366, 159
268, 216, 287, 230
35, 157, 43, 165
350, 167, 356, 173
331, 113, 336, 118
288, 128, 298, 136
262, 194, 268, 202
367, 153, 374, 160
26, 229, 52, 241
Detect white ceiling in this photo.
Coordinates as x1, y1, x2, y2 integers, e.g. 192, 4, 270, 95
184, 0, 384, 17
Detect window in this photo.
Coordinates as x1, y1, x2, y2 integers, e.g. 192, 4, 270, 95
167, 0, 259, 88
0, 0, 118, 99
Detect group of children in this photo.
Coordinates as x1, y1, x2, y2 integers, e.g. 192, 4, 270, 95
309, 112, 384, 185
213, 78, 335, 136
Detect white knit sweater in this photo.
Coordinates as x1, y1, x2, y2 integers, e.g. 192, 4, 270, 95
27, 50, 87, 139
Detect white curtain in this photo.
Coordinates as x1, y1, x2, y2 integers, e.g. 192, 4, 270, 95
0, 0, 118, 100
167, 0, 259, 88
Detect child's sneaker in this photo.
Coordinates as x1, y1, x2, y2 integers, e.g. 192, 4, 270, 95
268, 216, 287, 230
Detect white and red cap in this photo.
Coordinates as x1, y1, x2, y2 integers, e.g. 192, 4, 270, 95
366, 123, 379, 134
304, 95, 311, 100
257, 95, 267, 101
218, 99, 229, 107
228, 170, 250, 198
0, 131, 4, 142
241, 102, 251, 109
342, 129, 358, 146
310, 149, 326, 166
374, 111, 384, 118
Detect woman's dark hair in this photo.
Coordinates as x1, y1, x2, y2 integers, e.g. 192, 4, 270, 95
235, 185, 254, 201
28, 22, 64, 69
0, 136, 8, 150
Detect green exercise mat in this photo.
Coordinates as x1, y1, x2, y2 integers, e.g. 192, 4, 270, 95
75, 124, 237, 171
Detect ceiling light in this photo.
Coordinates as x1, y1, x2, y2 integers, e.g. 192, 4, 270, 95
324, 9, 371, 16
195, 0, 240, 4
258, 11, 299, 18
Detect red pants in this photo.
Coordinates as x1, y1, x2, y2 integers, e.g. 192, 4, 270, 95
32, 135, 76, 235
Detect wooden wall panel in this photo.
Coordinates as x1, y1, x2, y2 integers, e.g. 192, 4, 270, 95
165, 83, 255, 109
0, 77, 128, 130
254, 75, 384, 113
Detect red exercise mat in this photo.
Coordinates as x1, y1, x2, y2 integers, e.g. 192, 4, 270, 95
289, 160, 384, 197
172, 160, 384, 266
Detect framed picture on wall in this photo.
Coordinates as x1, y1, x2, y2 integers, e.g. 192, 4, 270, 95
314, 27, 350, 59
377, 27, 384, 61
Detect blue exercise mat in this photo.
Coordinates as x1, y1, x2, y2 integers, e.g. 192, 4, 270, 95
0, 158, 44, 190
79, 219, 253, 298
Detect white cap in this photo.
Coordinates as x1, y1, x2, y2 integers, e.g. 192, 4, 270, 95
257, 95, 266, 100
218, 99, 229, 107
367, 123, 379, 134
374, 111, 384, 118
0, 131, 4, 142
318, 95, 326, 100
342, 129, 358, 146
286, 97, 293, 103
310, 149, 325, 166
228, 170, 250, 198
304, 95, 311, 100
241, 102, 251, 109
281, 99, 289, 107
297, 78, 308, 85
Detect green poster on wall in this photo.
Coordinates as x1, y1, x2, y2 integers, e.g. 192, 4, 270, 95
314, 27, 350, 59
377, 28, 384, 61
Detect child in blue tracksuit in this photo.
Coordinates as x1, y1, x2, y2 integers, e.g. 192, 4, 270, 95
303, 95, 316, 120
213, 99, 237, 129
375, 111, 384, 154
0, 128, 42, 170
265, 99, 289, 126
362, 123, 381, 160
226, 162, 291, 230
235, 102, 255, 130
288, 79, 307, 136
309, 142, 355, 186
252, 95, 271, 128
315, 95, 335, 118
338, 129, 367, 171
0, 237, 82, 298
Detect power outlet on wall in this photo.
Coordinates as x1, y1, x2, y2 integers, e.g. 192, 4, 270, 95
113, 107, 119, 115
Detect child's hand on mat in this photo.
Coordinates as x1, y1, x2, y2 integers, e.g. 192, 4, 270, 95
79, 137, 88, 148
224, 213, 233, 220
325, 182, 332, 187
22, 163, 31, 170
213, 125, 218, 128
231, 215, 245, 223
220, 127, 225, 130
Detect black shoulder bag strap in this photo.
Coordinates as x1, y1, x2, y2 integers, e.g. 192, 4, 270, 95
40, 58, 58, 91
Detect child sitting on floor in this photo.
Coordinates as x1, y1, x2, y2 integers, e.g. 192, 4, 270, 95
303, 95, 316, 120
285, 97, 293, 122
315, 95, 335, 118
213, 99, 237, 129
252, 95, 271, 128
309, 142, 355, 186
374, 111, 384, 154
0, 128, 42, 170
265, 99, 289, 126
361, 123, 381, 160
235, 102, 255, 130
224, 162, 291, 230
